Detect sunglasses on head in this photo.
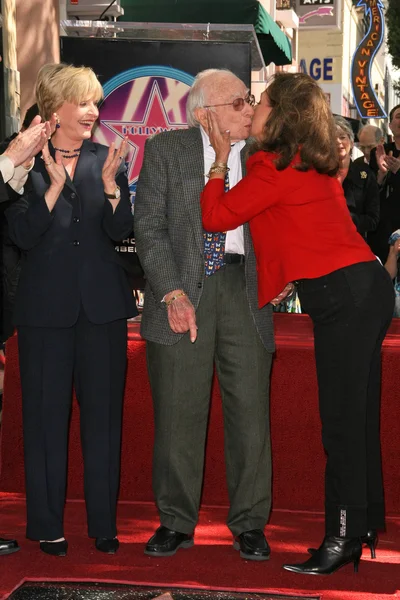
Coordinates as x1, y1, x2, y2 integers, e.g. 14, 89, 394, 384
204, 92, 256, 112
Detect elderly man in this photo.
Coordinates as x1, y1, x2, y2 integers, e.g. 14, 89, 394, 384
0, 114, 49, 555
355, 124, 384, 164
135, 69, 275, 561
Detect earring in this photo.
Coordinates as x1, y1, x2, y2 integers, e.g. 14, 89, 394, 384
55, 115, 60, 129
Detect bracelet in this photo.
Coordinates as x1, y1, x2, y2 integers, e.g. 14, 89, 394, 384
165, 292, 186, 307
207, 164, 230, 178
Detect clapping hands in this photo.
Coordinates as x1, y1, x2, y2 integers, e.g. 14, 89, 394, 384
4, 116, 50, 168
376, 145, 400, 175
41, 142, 66, 190
102, 137, 129, 191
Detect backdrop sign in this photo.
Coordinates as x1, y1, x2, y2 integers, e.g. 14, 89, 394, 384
296, 0, 340, 29
93, 66, 193, 200
351, 0, 386, 119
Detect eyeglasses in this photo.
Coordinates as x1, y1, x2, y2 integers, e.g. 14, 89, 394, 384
355, 143, 376, 152
204, 92, 256, 111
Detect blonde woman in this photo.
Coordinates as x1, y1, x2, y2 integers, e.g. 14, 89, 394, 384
6, 63, 137, 556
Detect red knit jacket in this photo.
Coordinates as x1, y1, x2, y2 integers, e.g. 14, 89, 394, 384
201, 150, 376, 308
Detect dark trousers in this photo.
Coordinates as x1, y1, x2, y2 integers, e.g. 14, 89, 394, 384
146, 263, 272, 536
18, 310, 127, 541
297, 260, 394, 538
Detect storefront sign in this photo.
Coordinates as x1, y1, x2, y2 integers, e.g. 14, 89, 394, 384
300, 58, 333, 81
351, 0, 386, 118
296, 0, 340, 29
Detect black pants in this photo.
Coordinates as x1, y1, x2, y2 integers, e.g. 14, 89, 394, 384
297, 260, 394, 538
18, 309, 127, 541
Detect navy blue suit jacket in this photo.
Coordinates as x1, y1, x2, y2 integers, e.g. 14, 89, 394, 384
6, 140, 137, 327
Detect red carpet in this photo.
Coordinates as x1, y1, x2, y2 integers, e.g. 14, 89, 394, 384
1, 314, 400, 599
1, 495, 399, 600
2, 314, 400, 514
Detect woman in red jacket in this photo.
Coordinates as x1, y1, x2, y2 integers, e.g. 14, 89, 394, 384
201, 72, 394, 575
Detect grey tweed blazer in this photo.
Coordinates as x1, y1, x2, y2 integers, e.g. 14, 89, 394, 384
134, 127, 275, 352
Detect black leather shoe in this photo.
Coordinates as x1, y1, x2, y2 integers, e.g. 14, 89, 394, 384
233, 529, 271, 561
283, 536, 362, 575
95, 537, 119, 554
307, 529, 378, 559
39, 539, 68, 557
0, 537, 20, 556
145, 525, 194, 556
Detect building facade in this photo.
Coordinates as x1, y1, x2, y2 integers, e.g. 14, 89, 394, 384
298, 0, 399, 127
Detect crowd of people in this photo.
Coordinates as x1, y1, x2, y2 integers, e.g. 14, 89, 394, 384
0, 62, 399, 577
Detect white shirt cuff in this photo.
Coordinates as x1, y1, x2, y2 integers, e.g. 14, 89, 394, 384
0, 154, 16, 184
8, 161, 34, 194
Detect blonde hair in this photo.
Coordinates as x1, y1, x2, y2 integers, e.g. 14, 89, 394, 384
35, 63, 103, 120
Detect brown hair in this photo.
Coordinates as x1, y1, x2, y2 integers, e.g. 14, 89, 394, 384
253, 72, 339, 176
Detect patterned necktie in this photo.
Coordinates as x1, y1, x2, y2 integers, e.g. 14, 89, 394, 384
203, 172, 229, 277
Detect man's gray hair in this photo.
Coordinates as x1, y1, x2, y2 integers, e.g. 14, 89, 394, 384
334, 115, 354, 143
358, 124, 384, 143
186, 68, 238, 127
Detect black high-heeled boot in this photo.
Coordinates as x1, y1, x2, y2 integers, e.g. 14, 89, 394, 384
307, 529, 378, 559
362, 529, 378, 559
283, 536, 362, 575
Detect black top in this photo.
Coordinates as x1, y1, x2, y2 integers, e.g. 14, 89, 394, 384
342, 159, 379, 237
370, 142, 400, 217
6, 140, 138, 327
368, 142, 400, 262
0, 135, 21, 341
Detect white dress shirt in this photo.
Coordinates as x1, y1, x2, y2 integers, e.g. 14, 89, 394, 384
0, 154, 33, 194
201, 127, 245, 255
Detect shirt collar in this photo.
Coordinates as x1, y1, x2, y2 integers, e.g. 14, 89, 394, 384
200, 126, 246, 156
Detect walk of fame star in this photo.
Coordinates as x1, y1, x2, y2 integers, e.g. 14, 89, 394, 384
101, 81, 187, 186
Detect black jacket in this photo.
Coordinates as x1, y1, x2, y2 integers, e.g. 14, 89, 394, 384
342, 160, 379, 237
6, 140, 138, 327
367, 143, 400, 262
0, 135, 23, 341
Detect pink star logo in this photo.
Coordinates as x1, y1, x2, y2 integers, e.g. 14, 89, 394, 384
101, 81, 187, 186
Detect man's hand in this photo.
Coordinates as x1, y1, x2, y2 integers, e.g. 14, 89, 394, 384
166, 290, 197, 342
376, 144, 388, 174
389, 239, 400, 257
4, 116, 50, 167
385, 151, 400, 175
270, 282, 295, 307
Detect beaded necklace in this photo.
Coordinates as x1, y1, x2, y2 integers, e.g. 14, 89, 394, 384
53, 146, 82, 159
